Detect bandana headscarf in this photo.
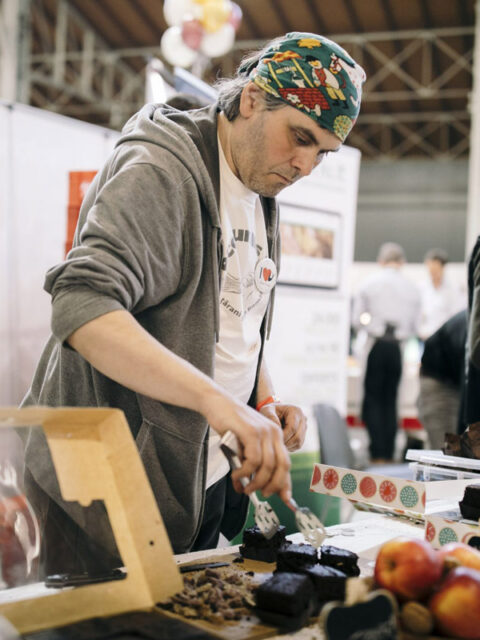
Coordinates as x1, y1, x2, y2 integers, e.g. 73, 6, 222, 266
241, 32, 366, 143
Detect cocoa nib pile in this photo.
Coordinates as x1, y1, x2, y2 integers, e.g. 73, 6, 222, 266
443, 423, 480, 459
158, 566, 258, 624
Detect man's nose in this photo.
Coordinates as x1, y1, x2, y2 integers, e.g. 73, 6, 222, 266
290, 149, 322, 177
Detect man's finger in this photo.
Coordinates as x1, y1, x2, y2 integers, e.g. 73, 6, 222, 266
260, 434, 291, 498
247, 433, 276, 495
282, 408, 307, 451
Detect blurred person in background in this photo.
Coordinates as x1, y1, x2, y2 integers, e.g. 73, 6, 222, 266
419, 248, 465, 341
417, 309, 468, 449
352, 242, 421, 462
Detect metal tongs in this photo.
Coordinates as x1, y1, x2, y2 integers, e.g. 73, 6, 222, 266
286, 497, 327, 547
220, 430, 280, 539
220, 430, 327, 546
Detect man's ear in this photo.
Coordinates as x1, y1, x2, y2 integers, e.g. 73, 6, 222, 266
239, 82, 264, 118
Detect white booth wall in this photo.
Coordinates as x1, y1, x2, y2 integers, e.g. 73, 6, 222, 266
0, 102, 119, 404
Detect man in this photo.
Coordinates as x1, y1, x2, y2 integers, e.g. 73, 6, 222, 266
419, 248, 465, 340
352, 243, 421, 462
21, 32, 365, 575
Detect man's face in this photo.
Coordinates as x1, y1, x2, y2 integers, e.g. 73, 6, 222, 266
230, 86, 342, 197
426, 258, 444, 286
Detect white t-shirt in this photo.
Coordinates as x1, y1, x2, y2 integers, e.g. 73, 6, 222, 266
419, 276, 466, 340
206, 138, 277, 488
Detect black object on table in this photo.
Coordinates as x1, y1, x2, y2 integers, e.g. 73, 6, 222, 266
22, 611, 216, 640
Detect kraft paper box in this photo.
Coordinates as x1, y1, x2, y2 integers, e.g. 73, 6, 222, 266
425, 513, 480, 548
309, 463, 480, 528
0, 407, 182, 635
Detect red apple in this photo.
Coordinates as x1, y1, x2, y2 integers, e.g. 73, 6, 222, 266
429, 567, 480, 639
374, 536, 443, 600
438, 541, 480, 572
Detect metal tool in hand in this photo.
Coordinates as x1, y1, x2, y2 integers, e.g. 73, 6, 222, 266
220, 430, 280, 540
287, 497, 327, 547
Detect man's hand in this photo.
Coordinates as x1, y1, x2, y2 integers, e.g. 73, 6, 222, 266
259, 403, 307, 452
203, 393, 292, 503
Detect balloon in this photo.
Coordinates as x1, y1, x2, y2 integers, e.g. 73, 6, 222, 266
181, 18, 204, 50
163, 0, 194, 27
200, 0, 231, 33
161, 26, 197, 67
228, 2, 242, 31
200, 22, 235, 57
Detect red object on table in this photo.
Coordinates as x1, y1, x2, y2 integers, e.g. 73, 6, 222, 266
347, 415, 423, 430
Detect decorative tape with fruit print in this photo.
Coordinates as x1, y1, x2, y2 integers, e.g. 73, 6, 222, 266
310, 463, 426, 514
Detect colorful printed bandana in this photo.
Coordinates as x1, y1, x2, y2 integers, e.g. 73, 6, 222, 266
242, 32, 366, 143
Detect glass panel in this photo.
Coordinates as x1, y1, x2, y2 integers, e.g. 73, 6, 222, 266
0, 424, 124, 596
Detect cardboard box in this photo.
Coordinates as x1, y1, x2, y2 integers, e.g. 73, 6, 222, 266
310, 463, 480, 548
310, 463, 427, 517
0, 407, 182, 634
425, 513, 480, 547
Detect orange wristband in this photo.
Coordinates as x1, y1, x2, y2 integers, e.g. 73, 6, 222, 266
256, 395, 281, 411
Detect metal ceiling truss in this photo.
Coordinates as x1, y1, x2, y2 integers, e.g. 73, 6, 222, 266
2, 0, 475, 157
23, 0, 145, 127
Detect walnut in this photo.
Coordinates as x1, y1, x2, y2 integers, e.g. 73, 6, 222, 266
400, 601, 434, 635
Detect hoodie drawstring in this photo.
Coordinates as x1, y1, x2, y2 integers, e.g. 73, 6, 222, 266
212, 226, 221, 342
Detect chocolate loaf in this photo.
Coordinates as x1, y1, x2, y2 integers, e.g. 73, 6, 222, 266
275, 543, 318, 572
318, 544, 360, 577
302, 564, 347, 602
459, 484, 480, 521
239, 525, 290, 563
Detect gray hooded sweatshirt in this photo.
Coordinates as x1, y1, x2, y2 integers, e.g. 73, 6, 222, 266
22, 102, 280, 554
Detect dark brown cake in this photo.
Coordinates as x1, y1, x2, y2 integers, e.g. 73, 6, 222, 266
443, 432, 462, 457
459, 484, 480, 521
255, 572, 314, 617
302, 563, 347, 606
318, 544, 360, 577
239, 525, 290, 563
254, 571, 316, 632
275, 543, 318, 572
461, 424, 480, 459
444, 425, 480, 459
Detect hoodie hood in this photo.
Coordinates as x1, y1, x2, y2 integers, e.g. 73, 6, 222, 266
117, 102, 221, 229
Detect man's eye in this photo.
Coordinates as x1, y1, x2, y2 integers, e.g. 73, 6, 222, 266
295, 134, 309, 145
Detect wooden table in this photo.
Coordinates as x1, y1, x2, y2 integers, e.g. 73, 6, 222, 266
0, 515, 425, 640
171, 514, 425, 640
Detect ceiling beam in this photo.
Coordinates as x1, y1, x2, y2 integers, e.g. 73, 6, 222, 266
269, 0, 290, 34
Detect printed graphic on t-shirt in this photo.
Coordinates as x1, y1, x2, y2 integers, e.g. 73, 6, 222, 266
221, 228, 276, 318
